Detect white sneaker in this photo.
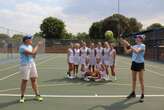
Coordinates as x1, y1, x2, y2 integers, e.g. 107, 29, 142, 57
114, 76, 117, 80
104, 75, 112, 81
19, 97, 25, 103
95, 78, 102, 82
67, 74, 71, 78
69, 75, 75, 79
84, 77, 90, 81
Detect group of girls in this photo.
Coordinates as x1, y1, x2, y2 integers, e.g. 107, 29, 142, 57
66, 41, 116, 81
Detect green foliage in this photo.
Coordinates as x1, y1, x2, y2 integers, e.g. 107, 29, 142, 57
76, 32, 89, 40
63, 32, 75, 39
0, 33, 10, 38
33, 32, 42, 38
89, 14, 143, 40
128, 17, 142, 33
89, 21, 103, 39
146, 23, 164, 30
40, 17, 65, 39
11, 34, 23, 42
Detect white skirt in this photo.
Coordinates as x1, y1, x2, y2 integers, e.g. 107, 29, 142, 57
68, 56, 74, 64
73, 56, 80, 65
80, 56, 86, 65
102, 56, 110, 65
89, 57, 96, 66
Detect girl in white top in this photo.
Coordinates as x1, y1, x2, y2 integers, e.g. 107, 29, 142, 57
80, 56, 91, 80
73, 43, 80, 78
102, 42, 111, 81
95, 42, 103, 62
109, 43, 117, 80
87, 43, 96, 72
94, 57, 106, 81
80, 42, 88, 65
66, 43, 74, 78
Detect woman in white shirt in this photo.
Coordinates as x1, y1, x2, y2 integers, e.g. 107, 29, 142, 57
102, 42, 111, 81
109, 43, 117, 80
73, 43, 80, 78
66, 43, 74, 78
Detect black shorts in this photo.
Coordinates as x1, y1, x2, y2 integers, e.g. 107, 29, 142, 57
131, 61, 144, 71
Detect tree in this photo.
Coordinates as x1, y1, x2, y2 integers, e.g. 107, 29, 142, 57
76, 32, 89, 40
0, 33, 10, 39
11, 34, 23, 46
146, 23, 163, 30
128, 17, 142, 33
40, 17, 65, 39
33, 32, 42, 38
89, 14, 143, 40
0, 33, 10, 47
63, 32, 75, 39
11, 34, 23, 42
89, 21, 103, 39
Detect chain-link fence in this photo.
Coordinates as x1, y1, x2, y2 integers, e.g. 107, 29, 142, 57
121, 28, 164, 62
0, 27, 45, 60
144, 28, 164, 62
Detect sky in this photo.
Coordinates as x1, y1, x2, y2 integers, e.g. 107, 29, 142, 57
0, 0, 164, 35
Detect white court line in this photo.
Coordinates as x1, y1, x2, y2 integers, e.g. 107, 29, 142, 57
0, 72, 19, 81
145, 63, 164, 71
145, 69, 164, 77
0, 94, 164, 98
0, 65, 18, 72
0, 56, 60, 81
0, 82, 164, 93
119, 60, 164, 77
0, 55, 53, 74
0, 83, 73, 93
38, 67, 129, 70
35, 56, 57, 65
105, 82, 164, 90
38, 68, 67, 70
119, 56, 164, 70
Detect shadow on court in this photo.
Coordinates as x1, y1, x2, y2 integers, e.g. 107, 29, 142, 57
43, 77, 112, 86
0, 98, 39, 109
88, 99, 140, 110
0, 100, 20, 109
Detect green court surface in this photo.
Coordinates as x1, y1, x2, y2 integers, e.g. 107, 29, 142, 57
0, 54, 164, 110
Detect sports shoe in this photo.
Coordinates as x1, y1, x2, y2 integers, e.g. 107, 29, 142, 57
67, 72, 71, 76
104, 75, 112, 81
139, 94, 144, 103
114, 76, 117, 81
84, 77, 90, 81
34, 95, 43, 101
19, 97, 25, 103
69, 75, 76, 79
126, 92, 136, 99
67, 74, 70, 78
95, 78, 102, 82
